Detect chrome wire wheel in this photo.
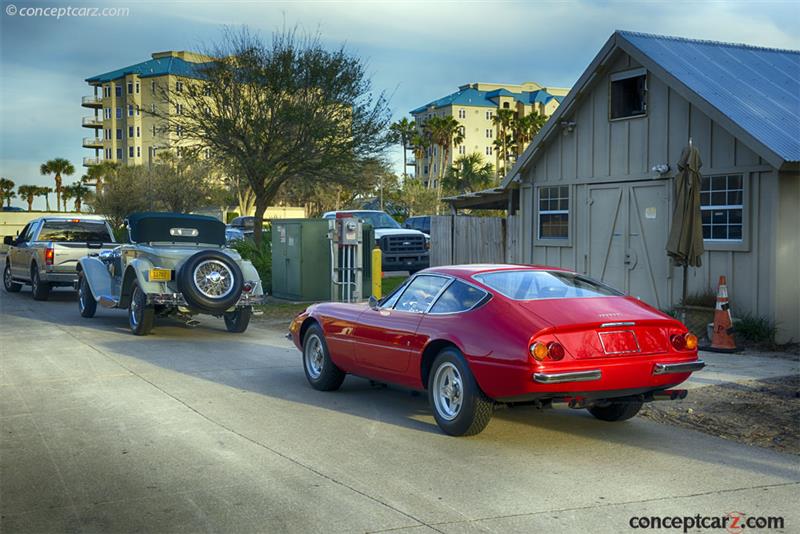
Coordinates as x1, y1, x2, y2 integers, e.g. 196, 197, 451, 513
129, 286, 142, 327
433, 362, 463, 421
192, 260, 233, 299
304, 334, 324, 379
78, 281, 87, 312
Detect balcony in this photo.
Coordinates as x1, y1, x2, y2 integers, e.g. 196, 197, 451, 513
82, 116, 103, 129
81, 95, 102, 108
82, 137, 103, 148
83, 157, 102, 167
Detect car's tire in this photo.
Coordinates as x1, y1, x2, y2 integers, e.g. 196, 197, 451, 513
3, 262, 21, 293
31, 266, 50, 301
77, 273, 97, 318
224, 306, 251, 333
302, 324, 345, 391
177, 250, 243, 313
128, 281, 154, 336
588, 400, 643, 422
428, 348, 493, 436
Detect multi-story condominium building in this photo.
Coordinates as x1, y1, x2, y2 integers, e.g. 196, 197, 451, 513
82, 50, 210, 167
410, 82, 569, 185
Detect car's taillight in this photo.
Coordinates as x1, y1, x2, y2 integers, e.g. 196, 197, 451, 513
243, 281, 255, 293
45, 248, 54, 266
530, 341, 565, 361
671, 333, 697, 351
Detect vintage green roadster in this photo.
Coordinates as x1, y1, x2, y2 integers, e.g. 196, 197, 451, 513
76, 212, 265, 335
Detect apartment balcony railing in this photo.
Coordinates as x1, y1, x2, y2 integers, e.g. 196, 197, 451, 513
81, 95, 103, 108
83, 157, 102, 167
82, 137, 103, 148
82, 116, 103, 128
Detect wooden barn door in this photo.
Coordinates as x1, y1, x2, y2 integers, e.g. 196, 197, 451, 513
587, 181, 669, 309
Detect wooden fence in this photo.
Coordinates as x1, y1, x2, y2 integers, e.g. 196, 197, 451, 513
430, 215, 519, 266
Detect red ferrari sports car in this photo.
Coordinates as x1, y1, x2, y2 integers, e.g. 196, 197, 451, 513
289, 264, 704, 436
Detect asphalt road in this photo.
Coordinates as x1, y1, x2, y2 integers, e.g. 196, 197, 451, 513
2, 287, 798, 533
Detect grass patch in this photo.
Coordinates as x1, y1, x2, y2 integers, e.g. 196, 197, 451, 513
735, 313, 778, 346
381, 274, 407, 297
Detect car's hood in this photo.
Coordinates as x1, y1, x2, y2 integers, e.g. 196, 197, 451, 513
374, 228, 428, 238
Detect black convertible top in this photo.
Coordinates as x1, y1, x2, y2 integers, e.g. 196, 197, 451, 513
125, 212, 226, 245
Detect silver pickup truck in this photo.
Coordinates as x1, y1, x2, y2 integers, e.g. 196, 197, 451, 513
3, 217, 116, 300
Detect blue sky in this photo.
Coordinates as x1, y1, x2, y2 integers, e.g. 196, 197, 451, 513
1, 0, 799, 209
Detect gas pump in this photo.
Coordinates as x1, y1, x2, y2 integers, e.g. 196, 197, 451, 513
329, 214, 363, 302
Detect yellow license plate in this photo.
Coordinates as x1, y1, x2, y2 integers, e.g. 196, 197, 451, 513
149, 268, 172, 282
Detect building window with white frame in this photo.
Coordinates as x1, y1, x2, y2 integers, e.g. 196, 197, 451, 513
485, 129, 493, 138
458, 109, 466, 119
135, 82, 140, 94
485, 146, 492, 155
485, 111, 493, 120
458, 145, 466, 155
128, 105, 134, 117
175, 80, 184, 93
700, 174, 743, 240
538, 186, 569, 240
127, 82, 133, 94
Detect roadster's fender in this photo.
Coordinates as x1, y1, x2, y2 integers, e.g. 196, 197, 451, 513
77, 257, 112, 301
239, 260, 265, 296
119, 258, 163, 308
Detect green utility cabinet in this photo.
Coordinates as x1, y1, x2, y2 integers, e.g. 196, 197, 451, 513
271, 219, 374, 301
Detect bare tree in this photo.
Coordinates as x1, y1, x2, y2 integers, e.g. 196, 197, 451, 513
152, 27, 392, 245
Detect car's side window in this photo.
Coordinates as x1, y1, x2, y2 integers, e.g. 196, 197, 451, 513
16, 224, 32, 244
394, 275, 449, 313
379, 280, 408, 309
429, 280, 487, 314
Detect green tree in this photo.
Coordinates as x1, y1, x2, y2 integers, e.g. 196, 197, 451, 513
491, 108, 517, 175
512, 111, 546, 157
424, 115, 464, 209
152, 26, 391, 245
63, 182, 91, 213
396, 178, 440, 216
410, 133, 430, 181
0, 178, 15, 207
149, 151, 227, 213
81, 161, 118, 194
87, 166, 150, 229
40, 158, 75, 212
444, 153, 495, 194
17, 185, 38, 211
389, 118, 416, 178
36, 187, 53, 211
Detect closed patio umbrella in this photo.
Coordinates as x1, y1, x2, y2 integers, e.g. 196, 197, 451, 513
667, 145, 705, 303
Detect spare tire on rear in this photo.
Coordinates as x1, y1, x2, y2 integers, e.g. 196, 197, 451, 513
177, 250, 243, 313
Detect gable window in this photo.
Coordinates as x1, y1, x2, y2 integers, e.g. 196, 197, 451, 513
701, 174, 743, 241
538, 186, 569, 240
610, 68, 647, 120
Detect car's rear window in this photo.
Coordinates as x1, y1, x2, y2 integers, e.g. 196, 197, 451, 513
474, 270, 622, 300
38, 221, 111, 242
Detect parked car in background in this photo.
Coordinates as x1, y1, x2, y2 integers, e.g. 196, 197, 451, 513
225, 226, 246, 244
227, 216, 257, 238
76, 212, 265, 335
403, 215, 431, 235
289, 264, 704, 436
323, 210, 430, 273
1, 206, 25, 212
3, 217, 116, 300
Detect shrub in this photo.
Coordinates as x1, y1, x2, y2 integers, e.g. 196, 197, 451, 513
230, 232, 271, 293
734, 313, 778, 345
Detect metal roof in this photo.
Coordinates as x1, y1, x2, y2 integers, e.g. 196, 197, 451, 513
619, 31, 800, 164
86, 56, 208, 84
410, 87, 560, 115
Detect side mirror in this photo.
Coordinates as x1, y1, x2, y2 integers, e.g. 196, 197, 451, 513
368, 295, 380, 310
3, 236, 13, 246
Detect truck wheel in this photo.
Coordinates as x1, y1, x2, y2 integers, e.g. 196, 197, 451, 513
78, 273, 97, 318
3, 262, 21, 292
428, 348, 493, 436
31, 266, 50, 301
302, 324, 345, 391
224, 306, 252, 333
177, 250, 243, 313
588, 401, 643, 422
128, 281, 154, 335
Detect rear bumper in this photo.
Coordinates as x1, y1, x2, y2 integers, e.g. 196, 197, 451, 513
147, 292, 265, 307
533, 360, 705, 384
653, 360, 706, 374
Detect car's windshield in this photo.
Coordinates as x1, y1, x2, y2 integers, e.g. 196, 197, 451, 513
351, 212, 401, 229
474, 270, 622, 300
38, 221, 112, 242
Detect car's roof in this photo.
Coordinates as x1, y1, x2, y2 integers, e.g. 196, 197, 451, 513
424, 264, 573, 278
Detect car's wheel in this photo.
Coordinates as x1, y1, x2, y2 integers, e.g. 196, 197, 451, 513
428, 348, 493, 436
302, 324, 345, 391
128, 281, 154, 335
3, 262, 21, 293
177, 250, 243, 313
31, 266, 50, 301
588, 400, 643, 422
78, 273, 97, 318
224, 306, 251, 333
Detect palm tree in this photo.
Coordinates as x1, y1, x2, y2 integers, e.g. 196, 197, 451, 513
444, 153, 495, 195
410, 133, 430, 183
421, 116, 443, 189
492, 108, 516, 175
427, 116, 464, 206
64, 182, 91, 212
0, 177, 15, 207
389, 118, 416, 179
81, 160, 117, 194
61, 185, 75, 213
40, 158, 75, 212
18, 185, 38, 211
36, 187, 53, 211
512, 111, 547, 157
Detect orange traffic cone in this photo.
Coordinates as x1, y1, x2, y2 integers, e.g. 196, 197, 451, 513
708, 275, 737, 353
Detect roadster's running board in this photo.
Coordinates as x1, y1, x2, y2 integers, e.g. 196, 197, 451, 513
98, 295, 119, 308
